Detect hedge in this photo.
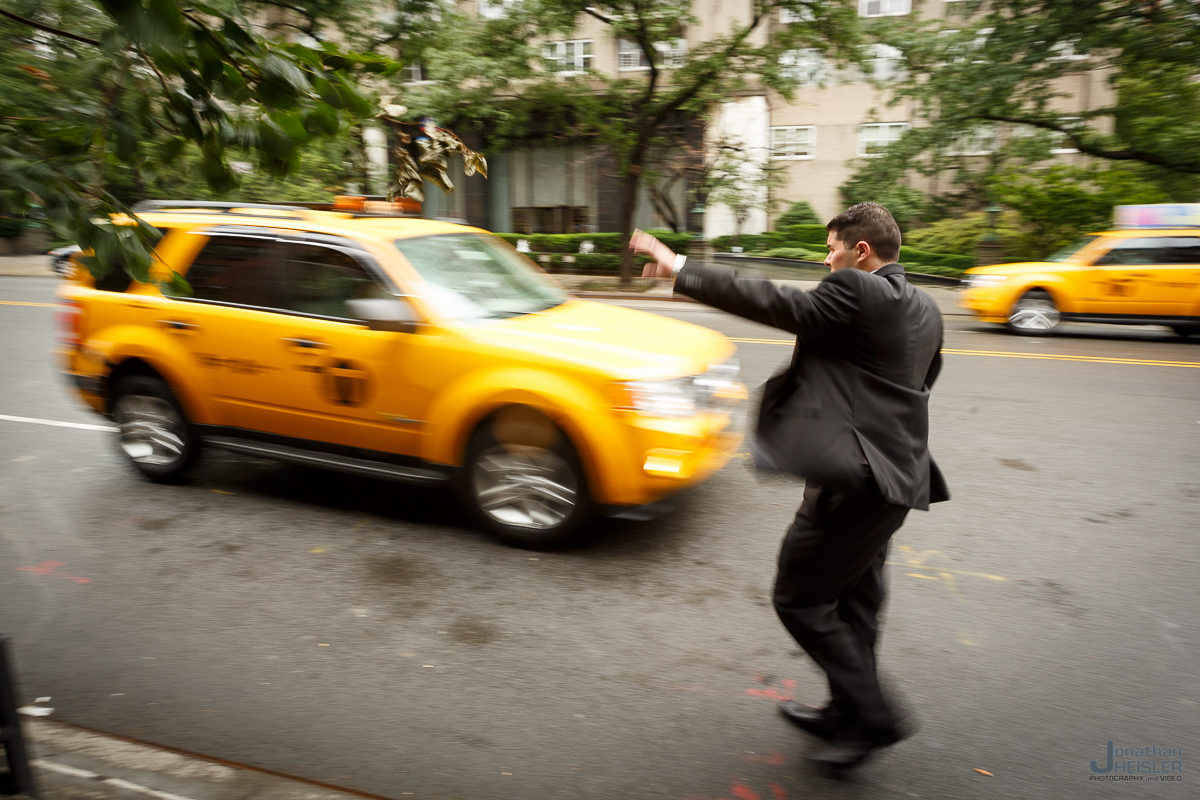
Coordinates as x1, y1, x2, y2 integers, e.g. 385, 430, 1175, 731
494, 230, 693, 255
488, 224, 974, 276
0, 217, 25, 238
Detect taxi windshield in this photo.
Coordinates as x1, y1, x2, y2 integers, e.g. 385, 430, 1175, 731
1046, 235, 1100, 262
394, 233, 566, 321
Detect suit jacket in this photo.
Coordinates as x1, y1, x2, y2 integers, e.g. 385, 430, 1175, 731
676, 262, 949, 510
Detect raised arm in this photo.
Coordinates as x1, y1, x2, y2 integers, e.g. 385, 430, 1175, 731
632, 231, 860, 341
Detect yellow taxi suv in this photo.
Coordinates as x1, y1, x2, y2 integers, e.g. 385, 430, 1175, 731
959, 205, 1200, 338
57, 199, 746, 548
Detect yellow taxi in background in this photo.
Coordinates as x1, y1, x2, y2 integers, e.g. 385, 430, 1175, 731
57, 200, 745, 548
959, 207, 1200, 338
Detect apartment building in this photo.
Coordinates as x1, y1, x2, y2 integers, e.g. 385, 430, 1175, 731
413, 0, 1107, 236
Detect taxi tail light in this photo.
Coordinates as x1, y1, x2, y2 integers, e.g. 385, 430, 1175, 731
56, 300, 83, 349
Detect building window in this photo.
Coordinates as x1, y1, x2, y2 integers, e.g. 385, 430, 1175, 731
1049, 118, 1081, 153
543, 40, 593, 73
948, 123, 997, 156
1049, 40, 1088, 61
865, 43, 906, 81
779, 7, 814, 24
780, 49, 828, 85
1013, 118, 1081, 154
859, 0, 910, 17
858, 122, 909, 156
400, 63, 424, 83
618, 38, 686, 70
770, 126, 816, 160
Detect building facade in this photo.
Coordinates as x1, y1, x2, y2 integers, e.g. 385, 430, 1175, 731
410, 0, 1107, 236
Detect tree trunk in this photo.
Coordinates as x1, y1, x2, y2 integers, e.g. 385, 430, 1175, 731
617, 166, 642, 289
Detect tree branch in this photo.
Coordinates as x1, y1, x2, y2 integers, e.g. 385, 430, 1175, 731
582, 6, 612, 24
0, 7, 101, 47
977, 113, 1200, 174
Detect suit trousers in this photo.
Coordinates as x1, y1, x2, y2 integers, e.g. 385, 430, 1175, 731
772, 477, 909, 743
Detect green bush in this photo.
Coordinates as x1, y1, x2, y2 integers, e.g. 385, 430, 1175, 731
493, 230, 692, 255
775, 201, 821, 228
780, 224, 830, 244
759, 247, 825, 261
904, 212, 1025, 260
0, 216, 24, 238
897, 246, 975, 271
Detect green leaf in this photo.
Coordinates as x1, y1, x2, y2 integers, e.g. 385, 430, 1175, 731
306, 104, 340, 136
164, 270, 192, 297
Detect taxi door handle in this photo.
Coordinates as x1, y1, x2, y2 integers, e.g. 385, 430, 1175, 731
282, 337, 329, 352
158, 319, 200, 334
1127, 272, 1150, 277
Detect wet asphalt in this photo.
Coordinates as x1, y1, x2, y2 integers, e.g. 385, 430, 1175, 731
2, 275, 1198, 799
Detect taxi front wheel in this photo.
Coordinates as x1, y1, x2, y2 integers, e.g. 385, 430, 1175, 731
1007, 290, 1060, 335
111, 376, 200, 483
461, 410, 590, 549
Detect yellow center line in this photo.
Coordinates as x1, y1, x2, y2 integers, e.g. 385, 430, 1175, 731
727, 337, 1200, 368
0, 300, 59, 307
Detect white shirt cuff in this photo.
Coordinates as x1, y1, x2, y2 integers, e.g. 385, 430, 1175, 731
671, 254, 687, 275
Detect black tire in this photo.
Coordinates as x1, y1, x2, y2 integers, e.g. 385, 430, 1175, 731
459, 407, 590, 549
1006, 289, 1061, 335
1170, 324, 1199, 339
110, 375, 200, 482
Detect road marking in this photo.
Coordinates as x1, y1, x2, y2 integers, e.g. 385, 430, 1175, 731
726, 338, 1200, 368
0, 300, 58, 307
33, 760, 199, 800
0, 413, 115, 431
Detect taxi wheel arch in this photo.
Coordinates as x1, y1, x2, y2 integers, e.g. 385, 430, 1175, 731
1006, 288, 1061, 335
110, 373, 201, 483
458, 405, 592, 550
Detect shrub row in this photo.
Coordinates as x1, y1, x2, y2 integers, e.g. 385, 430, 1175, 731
710, 224, 828, 253
494, 230, 693, 255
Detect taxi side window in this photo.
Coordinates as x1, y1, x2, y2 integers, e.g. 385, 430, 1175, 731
280, 244, 389, 319
1093, 238, 1171, 266
180, 236, 279, 307
1163, 237, 1200, 265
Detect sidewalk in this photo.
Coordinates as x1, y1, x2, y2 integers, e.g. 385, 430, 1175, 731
22, 717, 384, 800
0, 256, 54, 277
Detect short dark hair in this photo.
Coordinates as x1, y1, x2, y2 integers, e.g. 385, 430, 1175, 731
826, 202, 902, 263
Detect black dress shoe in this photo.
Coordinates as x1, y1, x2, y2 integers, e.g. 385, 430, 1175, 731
807, 742, 874, 769
778, 701, 834, 740
807, 729, 902, 770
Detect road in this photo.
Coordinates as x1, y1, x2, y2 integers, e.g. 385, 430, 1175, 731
2, 274, 1198, 799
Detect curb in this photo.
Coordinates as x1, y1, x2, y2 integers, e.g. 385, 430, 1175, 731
26, 716, 390, 800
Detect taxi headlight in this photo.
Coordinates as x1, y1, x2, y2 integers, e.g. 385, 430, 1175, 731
618, 360, 745, 419
622, 377, 699, 418
966, 274, 1008, 289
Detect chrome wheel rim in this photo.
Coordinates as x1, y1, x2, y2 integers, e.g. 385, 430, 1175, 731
472, 444, 577, 529
1009, 297, 1060, 331
114, 395, 186, 465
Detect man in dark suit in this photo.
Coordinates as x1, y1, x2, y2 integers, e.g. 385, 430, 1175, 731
633, 202, 948, 768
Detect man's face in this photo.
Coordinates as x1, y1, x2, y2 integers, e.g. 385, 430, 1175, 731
824, 232, 858, 272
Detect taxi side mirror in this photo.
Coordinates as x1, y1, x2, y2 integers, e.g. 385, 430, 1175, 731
346, 298, 422, 334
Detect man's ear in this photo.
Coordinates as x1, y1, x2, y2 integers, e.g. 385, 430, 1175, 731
856, 241, 872, 263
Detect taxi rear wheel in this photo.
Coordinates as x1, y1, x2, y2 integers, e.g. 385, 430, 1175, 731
111, 376, 199, 483
461, 409, 590, 549
1007, 290, 1060, 335
1171, 324, 1198, 339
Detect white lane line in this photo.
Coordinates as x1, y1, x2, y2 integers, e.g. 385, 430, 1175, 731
0, 413, 115, 432
33, 760, 200, 800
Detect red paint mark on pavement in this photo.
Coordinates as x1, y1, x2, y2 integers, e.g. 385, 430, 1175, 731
744, 687, 793, 701
743, 750, 786, 766
730, 783, 760, 800
768, 783, 787, 800
16, 560, 92, 584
